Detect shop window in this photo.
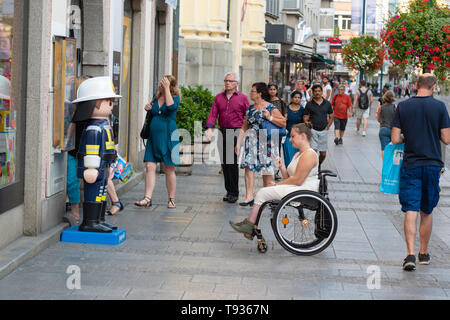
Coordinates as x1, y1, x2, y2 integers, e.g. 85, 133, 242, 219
0, 0, 26, 214
0, 1, 15, 190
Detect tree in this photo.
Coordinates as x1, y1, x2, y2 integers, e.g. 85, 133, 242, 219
342, 35, 385, 78
381, 0, 450, 82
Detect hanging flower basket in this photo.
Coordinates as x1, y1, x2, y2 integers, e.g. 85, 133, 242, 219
342, 35, 385, 76
381, 0, 450, 82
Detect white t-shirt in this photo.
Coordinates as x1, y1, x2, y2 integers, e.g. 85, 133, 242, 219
350, 82, 358, 95
323, 84, 332, 101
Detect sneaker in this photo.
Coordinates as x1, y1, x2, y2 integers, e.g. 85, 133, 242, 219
229, 219, 254, 239
403, 254, 416, 271
362, 131, 366, 137
338, 138, 343, 145
355, 128, 359, 135
418, 253, 430, 265
334, 137, 339, 145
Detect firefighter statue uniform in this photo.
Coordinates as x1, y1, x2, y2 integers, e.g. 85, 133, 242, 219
71, 77, 122, 233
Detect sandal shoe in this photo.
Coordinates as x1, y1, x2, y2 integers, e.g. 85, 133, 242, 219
168, 198, 176, 209
135, 196, 152, 207
106, 200, 125, 216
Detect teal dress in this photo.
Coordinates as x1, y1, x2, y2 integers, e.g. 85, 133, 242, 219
283, 105, 304, 167
144, 96, 180, 166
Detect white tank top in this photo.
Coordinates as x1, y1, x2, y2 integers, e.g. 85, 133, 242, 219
287, 148, 319, 181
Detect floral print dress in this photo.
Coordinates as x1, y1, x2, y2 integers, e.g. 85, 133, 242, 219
240, 104, 279, 175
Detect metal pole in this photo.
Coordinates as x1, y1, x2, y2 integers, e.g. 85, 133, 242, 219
380, 63, 383, 96
360, 0, 366, 82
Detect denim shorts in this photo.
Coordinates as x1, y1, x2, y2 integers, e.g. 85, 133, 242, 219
399, 166, 441, 214
378, 127, 392, 151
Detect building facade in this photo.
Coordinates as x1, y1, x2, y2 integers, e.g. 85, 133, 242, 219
333, 0, 358, 79
178, 0, 269, 97
0, 0, 176, 251
266, 0, 323, 98
317, 0, 335, 58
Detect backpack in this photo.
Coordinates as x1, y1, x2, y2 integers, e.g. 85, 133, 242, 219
358, 88, 369, 110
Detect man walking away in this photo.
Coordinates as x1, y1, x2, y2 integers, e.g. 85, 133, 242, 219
391, 74, 450, 271
206, 72, 250, 203
353, 80, 373, 137
303, 85, 334, 170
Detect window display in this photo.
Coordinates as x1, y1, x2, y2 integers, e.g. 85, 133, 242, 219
0, 0, 15, 189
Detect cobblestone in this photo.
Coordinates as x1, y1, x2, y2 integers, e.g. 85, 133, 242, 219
0, 99, 449, 300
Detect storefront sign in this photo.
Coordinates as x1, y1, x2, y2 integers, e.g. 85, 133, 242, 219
330, 45, 343, 53
267, 43, 281, 57
265, 24, 295, 45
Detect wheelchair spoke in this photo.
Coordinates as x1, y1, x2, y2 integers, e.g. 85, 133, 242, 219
272, 191, 338, 255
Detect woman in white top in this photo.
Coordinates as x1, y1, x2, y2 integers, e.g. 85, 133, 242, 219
230, 123, 320, 238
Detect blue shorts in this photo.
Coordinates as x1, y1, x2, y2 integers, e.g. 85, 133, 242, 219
399, 166, 441, 214
378, 127, 392, 151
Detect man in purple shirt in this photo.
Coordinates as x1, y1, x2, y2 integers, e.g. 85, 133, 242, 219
206, 72, 250, 203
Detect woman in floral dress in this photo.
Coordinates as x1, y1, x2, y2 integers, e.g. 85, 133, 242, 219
236, 83, 286, 206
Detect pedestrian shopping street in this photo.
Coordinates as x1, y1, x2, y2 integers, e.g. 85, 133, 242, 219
0, 98, 449, 300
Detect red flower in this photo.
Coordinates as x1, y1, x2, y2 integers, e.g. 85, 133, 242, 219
432, 56, 440, 61
415, 36, 420, 39
446, 62, 450, 67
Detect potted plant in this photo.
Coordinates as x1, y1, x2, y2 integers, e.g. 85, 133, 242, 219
173, 85, 214, 175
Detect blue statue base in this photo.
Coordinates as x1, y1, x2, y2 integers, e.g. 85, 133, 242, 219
61, 226, 126, 245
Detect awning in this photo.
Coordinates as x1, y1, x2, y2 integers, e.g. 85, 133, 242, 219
313, 54, 335, 65
289, 44, 313, 56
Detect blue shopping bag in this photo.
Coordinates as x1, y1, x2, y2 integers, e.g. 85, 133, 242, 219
379, 143, 405, 194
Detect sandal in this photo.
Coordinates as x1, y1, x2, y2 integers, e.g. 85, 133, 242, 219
168, 198, 176, 209
106, 200, 125, 216
135, 196, 152, 207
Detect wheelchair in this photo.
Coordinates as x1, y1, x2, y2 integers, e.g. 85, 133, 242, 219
249, 170, 338, 256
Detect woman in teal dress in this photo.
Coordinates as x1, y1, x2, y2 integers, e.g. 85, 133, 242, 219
135, 75, 180, 209
283, 91, 305, 167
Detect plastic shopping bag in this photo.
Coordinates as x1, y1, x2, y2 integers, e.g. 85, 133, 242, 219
379, 143, 404, 194
113, 155, 134, 183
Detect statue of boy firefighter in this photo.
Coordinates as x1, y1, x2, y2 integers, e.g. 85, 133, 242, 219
71, 76, 122, 233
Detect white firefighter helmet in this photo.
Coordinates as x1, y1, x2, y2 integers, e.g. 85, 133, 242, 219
0, 75, 11, 100
72, 76, 121, 104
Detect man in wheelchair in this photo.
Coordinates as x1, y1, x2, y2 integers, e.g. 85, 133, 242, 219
230, 123, 320, 239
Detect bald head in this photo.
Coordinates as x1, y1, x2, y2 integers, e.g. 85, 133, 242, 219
417, 73, 436, 90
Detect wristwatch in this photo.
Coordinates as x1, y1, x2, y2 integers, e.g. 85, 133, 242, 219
269, 115, 273, 122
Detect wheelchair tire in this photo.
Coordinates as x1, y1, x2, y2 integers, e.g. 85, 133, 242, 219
271, 190, 338, 256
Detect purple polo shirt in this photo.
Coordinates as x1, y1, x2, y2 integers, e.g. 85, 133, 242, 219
205, 91, 250, 129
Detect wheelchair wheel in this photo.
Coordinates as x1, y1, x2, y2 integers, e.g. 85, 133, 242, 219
271, 190, 338, 256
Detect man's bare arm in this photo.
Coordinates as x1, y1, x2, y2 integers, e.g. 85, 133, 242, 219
391, 127, 404, 144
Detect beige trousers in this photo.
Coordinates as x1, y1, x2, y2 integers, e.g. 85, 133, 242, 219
254, 180, 320, 206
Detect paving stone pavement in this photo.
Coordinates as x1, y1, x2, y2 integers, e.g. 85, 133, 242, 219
0, 98, 449, 300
